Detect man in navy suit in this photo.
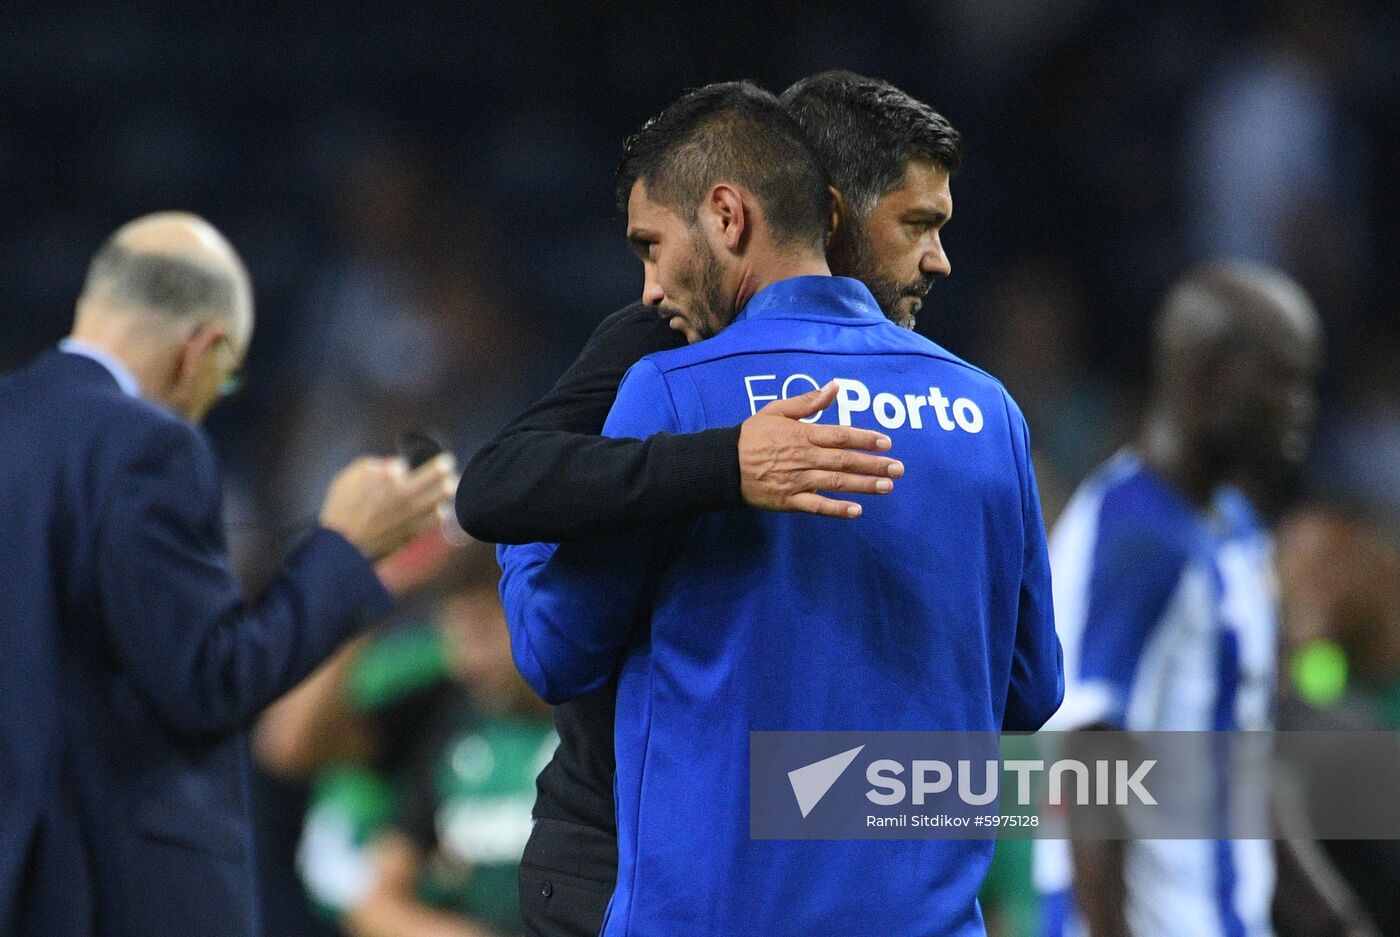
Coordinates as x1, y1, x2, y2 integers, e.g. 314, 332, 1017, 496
0, 212, 458, 937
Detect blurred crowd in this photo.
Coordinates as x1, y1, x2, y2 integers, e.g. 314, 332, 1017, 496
2, 1, 1398, 935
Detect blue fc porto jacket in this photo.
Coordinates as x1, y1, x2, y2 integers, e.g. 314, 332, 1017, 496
499, 276, 1062, 937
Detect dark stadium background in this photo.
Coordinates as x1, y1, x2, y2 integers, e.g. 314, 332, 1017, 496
3, 2, 1397, 935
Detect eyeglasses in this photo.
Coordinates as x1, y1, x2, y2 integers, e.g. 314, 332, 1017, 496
215, 335, 244, 400
219, 372, 244, 399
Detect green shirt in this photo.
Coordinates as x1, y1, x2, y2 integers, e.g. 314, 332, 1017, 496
297, 625, 556, 934
402, 703, 557, 933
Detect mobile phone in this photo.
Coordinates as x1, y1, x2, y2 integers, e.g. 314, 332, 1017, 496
396, 429, 446, 470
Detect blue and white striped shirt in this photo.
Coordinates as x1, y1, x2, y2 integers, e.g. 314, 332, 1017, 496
1035, 451, 1277, 937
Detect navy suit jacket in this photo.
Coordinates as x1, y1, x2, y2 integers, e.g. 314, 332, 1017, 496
0, 349, 394, 936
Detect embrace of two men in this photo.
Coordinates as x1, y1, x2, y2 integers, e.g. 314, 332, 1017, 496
490, 79, 1063, 936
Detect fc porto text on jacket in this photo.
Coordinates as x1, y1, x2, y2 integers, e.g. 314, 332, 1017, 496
744, 373, 985, 432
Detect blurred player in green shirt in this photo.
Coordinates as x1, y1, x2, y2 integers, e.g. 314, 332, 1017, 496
296, 552, 555, 937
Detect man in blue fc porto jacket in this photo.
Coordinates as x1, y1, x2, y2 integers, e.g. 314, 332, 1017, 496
499, 82, 1063, 936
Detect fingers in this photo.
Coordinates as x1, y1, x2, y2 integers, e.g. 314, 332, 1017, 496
403, 453, 458, 498
410, 486, 452, 520
346, 454, 394, 478
805, 448, 904, 479
787, 492, 862, 519
783, 450, 905, 516
763, 379, 839, 419
397, 493, 450, 548
805, 423, 892, 452
749, 383, 893, 452
798, 470, 895, 496
391, 454, 457, 529
410, 505, 446, 538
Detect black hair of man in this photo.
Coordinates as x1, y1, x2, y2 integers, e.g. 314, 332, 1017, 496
614, 81, 830, 251
780, 70, 962, 216
82, 240, 237, 320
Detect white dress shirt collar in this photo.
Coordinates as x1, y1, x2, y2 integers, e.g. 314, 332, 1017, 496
58, 338, 142, 398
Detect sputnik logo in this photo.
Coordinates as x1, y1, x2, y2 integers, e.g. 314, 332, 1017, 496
787, 745, 865, 818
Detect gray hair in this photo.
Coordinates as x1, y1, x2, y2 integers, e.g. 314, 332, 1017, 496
82, 239, 240, 321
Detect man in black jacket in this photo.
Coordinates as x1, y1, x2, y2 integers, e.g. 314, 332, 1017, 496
455, 71, 963, 937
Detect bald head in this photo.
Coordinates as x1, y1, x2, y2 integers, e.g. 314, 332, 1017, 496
1153, 261, 1320, 380
1147, 260, 1323, 489
79, 212, 252, 349
70, 213, 255, 423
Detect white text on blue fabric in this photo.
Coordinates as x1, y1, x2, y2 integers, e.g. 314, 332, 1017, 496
743, 375, 984, 433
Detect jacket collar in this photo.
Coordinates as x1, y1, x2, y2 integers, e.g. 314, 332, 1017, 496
734, 275, 885, 324
58, 339, 142, 398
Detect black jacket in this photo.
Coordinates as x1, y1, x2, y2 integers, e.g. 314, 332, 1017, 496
455, 301, 742, 835
456, 302, 741, 546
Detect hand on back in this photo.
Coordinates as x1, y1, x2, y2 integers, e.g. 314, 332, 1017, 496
739, 380, 904, 519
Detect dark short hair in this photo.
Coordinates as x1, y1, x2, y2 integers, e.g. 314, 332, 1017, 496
614, 81, 829, 249
781, 71, 962, 214
83, 240, 237, 319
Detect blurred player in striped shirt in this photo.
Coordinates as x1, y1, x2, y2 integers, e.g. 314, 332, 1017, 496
1033, 262, 1373, 937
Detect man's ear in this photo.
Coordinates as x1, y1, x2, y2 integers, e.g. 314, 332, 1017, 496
178, 320, 225, 384
828, 185, 849, 241
704, 184, 748, 254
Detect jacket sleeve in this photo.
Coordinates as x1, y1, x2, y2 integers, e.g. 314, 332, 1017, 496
94, 419, 394, 739
1002, 404, 1066, 732
498, 358, 680, 703
456, 305, 741, 545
